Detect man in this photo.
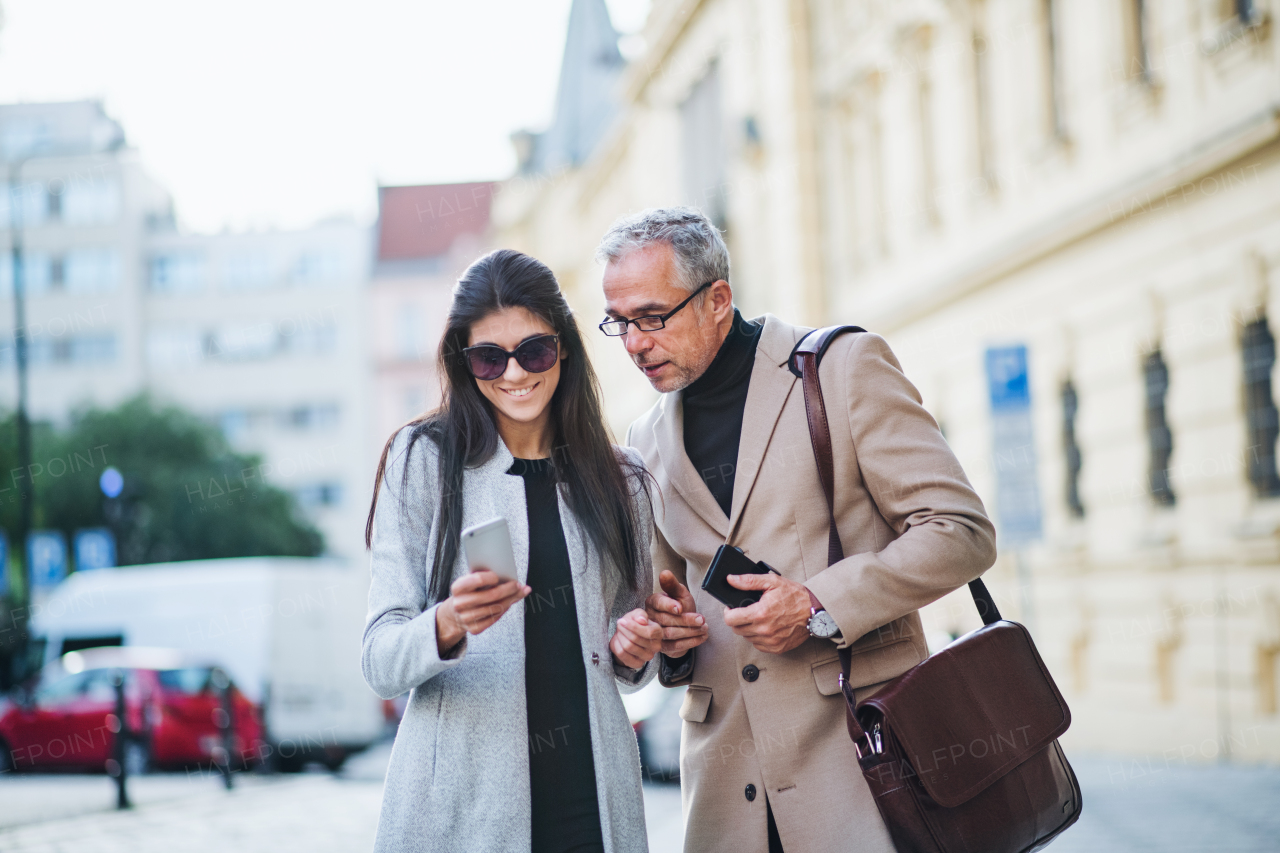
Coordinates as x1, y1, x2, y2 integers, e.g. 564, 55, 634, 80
596, 208, 997, 853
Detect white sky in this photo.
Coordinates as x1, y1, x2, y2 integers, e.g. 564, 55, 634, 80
0, 0, 650, 233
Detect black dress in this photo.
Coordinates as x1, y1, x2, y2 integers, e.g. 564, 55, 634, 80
512, 457, 605, 853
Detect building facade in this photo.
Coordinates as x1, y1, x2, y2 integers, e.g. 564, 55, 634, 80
142, 222, 374, 560
368, 182, 494, 453
494, 0, 1280, 761
1, 101, 375, 561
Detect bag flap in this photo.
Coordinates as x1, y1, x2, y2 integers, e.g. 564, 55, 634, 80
679, 686, 712, 723
859, 621, 1070, 808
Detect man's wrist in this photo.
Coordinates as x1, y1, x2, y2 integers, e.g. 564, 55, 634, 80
804, 588, 842, 641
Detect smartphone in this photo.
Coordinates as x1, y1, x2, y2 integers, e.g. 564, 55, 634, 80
460, 517, 519, 584
700, 545, 777, 609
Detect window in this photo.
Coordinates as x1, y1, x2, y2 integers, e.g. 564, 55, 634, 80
296, 482, 343, 508
149, 253, 207, 294
286, 322, 338, 355
680, 61, 727, 228
291, 250, 344, 286
46, 185, 62, 220
911, 33, 940, 225
65, 249, 121, 294
1242, 318, 1280, 497
971, 5, 997, 189
1062, 379, 1084, 517
1042, 0, 1067, 141
68, 333, 117, 364
396, 305, 423, 361
220, 410, 251, 443
0, 181, 49, 227
209, 322, 279, 361
49, 255, 65, 290
1224, 0, 1256, 24
2, 253, 54, 295
62, 179, 122, 225
1143, 349, 1175, 506
0, 120, 53, 160
1123, 0, 1152, 82
146, 327, 203, 368
223, 252, 275, 290
282, 404, 339, 431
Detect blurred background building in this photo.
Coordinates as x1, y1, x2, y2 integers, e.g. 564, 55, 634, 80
0, 101, 374, 560
369, 182, 493, 449
496, 0, 1280, 762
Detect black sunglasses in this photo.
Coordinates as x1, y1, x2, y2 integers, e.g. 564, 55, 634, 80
461, 334, 560, 381
598, 281, 713, 336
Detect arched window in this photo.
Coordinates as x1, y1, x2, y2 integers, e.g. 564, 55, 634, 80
1143, 349, 1175, 506
1242, 318, 1280, 497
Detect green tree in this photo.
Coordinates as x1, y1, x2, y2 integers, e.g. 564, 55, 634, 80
0, 395, 323, 570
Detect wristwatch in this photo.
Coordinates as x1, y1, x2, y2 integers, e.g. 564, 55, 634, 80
806, 589, 841, 640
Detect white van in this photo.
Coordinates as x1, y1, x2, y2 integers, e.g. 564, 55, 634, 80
29, 557, 385, 770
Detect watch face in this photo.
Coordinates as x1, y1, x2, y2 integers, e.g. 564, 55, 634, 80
809, 610, 839, 639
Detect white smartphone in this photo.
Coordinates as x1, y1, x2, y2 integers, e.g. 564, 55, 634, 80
460, 517, 519, 584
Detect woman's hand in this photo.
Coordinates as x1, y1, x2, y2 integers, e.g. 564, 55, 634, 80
610, 609, 664, 669
436, 570, 531, 653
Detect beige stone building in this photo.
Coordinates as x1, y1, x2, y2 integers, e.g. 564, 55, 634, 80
495, 0, 1280, 762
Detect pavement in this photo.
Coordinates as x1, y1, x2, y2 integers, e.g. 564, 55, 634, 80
0, 750, 1276, 852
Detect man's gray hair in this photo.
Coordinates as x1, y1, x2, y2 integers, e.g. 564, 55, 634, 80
595, 207, 730, 294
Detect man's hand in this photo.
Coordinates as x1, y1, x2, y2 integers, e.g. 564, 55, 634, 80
721, 573, 812, 654
644, 570, 709, 656
610, 609, 664, 669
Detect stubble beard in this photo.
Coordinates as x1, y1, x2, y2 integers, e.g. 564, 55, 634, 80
638, 341, 719, 394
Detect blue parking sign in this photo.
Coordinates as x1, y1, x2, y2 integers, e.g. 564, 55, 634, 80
0, 533, 8, 597
28, 531, 68, 589
74, 528, 117, 571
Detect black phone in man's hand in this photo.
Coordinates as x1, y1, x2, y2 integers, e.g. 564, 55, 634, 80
701, 545, 777, 609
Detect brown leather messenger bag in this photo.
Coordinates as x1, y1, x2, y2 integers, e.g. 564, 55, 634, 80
791, 325, 1083, 853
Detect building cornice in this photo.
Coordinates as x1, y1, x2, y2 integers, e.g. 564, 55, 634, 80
861, 102, 1280, 333
620, 0, 709, 105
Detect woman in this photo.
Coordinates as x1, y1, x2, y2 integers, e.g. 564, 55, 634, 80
362, 249, 662, 853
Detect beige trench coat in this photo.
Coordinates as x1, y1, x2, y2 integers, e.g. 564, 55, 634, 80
626, 314, 997, 853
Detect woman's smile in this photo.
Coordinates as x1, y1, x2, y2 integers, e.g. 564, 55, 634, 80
499, 383, 539, 398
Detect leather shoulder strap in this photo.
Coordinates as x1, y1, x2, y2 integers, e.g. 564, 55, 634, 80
790, 325, 865, 566
791, 325, 1002, 661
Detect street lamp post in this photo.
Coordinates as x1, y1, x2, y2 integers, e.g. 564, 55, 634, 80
6, 158, 35, 680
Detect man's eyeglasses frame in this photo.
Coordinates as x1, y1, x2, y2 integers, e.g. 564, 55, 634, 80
597, 281, 714, 337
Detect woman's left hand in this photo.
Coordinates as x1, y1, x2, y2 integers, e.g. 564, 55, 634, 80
610, 608, 664, 669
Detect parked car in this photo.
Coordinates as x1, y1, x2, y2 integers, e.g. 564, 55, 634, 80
30, 557, 385, 771
624, 681, 685, 784
0, 647, 263, 774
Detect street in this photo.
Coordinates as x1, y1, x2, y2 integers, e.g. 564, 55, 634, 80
0, 751, 1276, 851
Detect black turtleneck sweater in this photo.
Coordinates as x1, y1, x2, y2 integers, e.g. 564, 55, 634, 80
682, 311, 763, 517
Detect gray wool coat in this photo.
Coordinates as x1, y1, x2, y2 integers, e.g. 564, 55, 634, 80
362, 427, 657, 853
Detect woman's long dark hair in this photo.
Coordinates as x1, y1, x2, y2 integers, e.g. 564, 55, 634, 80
365, 249, 648, 605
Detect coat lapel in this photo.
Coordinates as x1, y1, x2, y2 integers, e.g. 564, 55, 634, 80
651, 389, 731, 537
727, 315, 806, 539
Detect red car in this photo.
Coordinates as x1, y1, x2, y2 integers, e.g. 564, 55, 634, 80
0, 647, 264, 774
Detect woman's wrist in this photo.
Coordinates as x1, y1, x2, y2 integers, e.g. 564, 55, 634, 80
435, 598, 466, 654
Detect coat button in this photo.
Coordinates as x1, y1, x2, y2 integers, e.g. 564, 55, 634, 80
742, 664, 759, 682
591, 652, 600, 665
745, 783, 757, 802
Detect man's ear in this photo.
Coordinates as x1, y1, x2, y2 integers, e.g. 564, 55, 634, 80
710, 279, 734, 318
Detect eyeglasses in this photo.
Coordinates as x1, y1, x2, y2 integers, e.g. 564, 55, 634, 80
598, 281, 713, 337
461, 335, 560, 381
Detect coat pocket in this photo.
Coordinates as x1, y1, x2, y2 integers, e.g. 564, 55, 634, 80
679, 685, 713, 723
810, 639, 923, 696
